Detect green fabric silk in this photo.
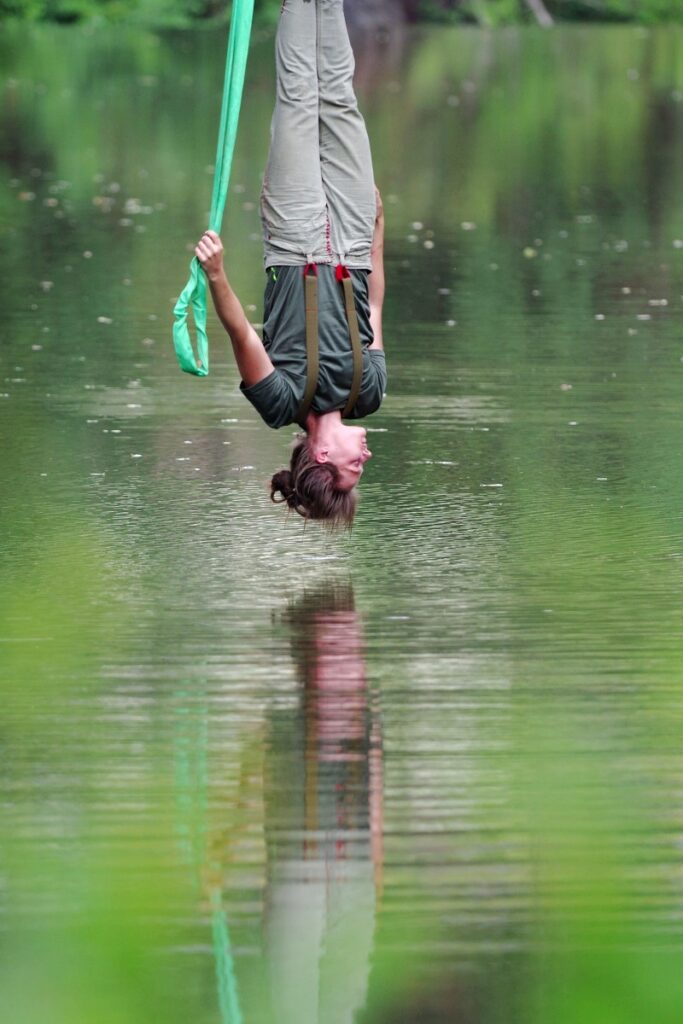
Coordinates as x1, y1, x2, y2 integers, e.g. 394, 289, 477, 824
172, 0, 255, 376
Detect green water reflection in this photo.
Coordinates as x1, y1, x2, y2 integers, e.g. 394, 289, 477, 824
2, 20, 683, 1024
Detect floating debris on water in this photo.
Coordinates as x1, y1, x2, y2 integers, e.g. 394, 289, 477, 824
124, 198, 153, 215
92, 195, 115, 211
560, 383, 573, 391
97, 316, 113, 324
523, 247, 538, 259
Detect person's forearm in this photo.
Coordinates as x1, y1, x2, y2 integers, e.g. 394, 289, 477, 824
205, 265, 274, 385
207, 268, 252, 344
369, 218, 385, 349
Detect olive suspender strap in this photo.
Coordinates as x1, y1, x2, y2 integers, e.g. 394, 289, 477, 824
295, 263, 364, 425
295, 264, 320, 425
338, 268, 364, 419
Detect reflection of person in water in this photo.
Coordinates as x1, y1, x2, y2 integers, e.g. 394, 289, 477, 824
263, 582, 384, 1024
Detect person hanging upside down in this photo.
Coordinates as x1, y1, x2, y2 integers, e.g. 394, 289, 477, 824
195, 0, 387, 527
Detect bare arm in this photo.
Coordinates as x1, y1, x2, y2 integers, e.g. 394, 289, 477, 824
195, 230, 274, 387
368, 188, 385, 352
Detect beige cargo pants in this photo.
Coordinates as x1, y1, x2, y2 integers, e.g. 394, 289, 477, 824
261, 0, 376, 271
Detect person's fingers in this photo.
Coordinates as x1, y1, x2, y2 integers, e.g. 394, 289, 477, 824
200, 239, 221, 258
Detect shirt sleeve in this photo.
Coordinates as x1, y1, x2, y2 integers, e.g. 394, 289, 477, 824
347, 350, 388, 420
240, 369, 300, 429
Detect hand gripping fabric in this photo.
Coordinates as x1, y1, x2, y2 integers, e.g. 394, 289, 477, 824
172, 0, 255, 376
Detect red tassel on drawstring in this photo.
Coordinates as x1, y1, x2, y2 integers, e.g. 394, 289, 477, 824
336, 263, 350, 282
303, 263, 318, 277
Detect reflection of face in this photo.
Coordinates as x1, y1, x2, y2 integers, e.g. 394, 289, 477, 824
314, 424, 373, 492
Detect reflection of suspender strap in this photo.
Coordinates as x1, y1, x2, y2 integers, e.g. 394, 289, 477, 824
337, 265, 364, 419
296, 263, 319, 425
296, 263, 363, 425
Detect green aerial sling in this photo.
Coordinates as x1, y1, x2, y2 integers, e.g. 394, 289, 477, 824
173, 0, 255, 376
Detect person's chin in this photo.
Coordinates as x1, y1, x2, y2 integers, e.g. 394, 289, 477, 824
338, 474, 361, 492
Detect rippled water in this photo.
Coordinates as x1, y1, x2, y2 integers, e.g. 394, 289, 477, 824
2, 20, 683, 1024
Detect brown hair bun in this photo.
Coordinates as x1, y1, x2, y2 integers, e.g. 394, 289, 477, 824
270, 469, 296, 506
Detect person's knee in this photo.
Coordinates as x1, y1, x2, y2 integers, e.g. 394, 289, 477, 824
278, 67, 318, 106
319, 71, 357, 107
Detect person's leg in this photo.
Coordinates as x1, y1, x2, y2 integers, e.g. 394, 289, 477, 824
261, 0, 332, 267
316, 0, 376, 270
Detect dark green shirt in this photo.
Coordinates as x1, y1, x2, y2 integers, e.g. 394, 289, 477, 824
240, 265, 387, 429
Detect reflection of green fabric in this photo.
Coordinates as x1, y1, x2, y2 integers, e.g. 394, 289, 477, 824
172, 0, 255, 376
212, 889, 244, 1024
